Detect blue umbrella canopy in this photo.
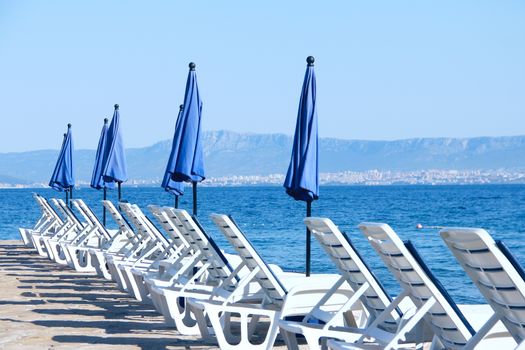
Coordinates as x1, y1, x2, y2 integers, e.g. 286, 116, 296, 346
284, 56, 319, 202
165, 62, 205, 183
90, 118, 111, 190
49, 124, 75, 191
102, 104, 128, 185
162, 104, 185, 196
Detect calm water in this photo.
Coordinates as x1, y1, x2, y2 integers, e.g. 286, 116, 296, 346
2, 185, 525, 304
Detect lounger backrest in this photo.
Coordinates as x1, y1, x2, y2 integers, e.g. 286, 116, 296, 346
140, 209, 170, 247
441, 227, 525, 344
102, 200, 134, 238
72, 199, 111, 240
34, 194, 52, 220
148, 205, 188, 248
359, 222, 474, 349
161, 208, 199, 253
35, 195, 62, 224
119, 203, 155, 242
305, 217, 401, 332
72, 200, 92, 225
172, 209, 237, 283
48, 198, 68, 222
211, 214, 287, 306
52, 198, 84, 228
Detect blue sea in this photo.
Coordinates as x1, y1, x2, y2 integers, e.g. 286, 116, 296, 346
2, 185, 525, 304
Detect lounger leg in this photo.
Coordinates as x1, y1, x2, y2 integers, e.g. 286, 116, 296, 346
281, 327, 301, 350
384, 297, 436, 349
195, 301, 280, 350
189, 300, 216, 342
171, 297, 200, 335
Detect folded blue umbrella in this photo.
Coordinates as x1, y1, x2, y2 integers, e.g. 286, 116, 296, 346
90, 118, 111, 190
164, 177, 185, 196
102, 104, 128, 185
49, 133, 67, 191
162, 104, 185, 196
49, 124, 75, 191
165, 63, 205, 183
284, 56, 319, 202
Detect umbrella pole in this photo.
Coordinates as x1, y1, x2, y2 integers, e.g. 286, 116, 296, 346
70, 186, 73, 207
103, 187, 107, 226
306, 201, 312, 277
175, 195, 179, 209
65, 189, 69, 208
118, 182, 122, 202
192, 181, 197, 216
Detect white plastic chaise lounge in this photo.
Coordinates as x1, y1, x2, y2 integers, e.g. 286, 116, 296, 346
113, 202, 181, 300
19, 194, 59, 248
88, 200, 137, 280
104, 202, 155, 290
279, 217, 428, 350
188, 214, 350, 350
327, 222, 514, 350
28, 195, 70, 257
130, 205, 194, 303
40, 198, 88, 265
22, 194, 65, 250
440, 227, 525, 349
59, 199, 117, 272
107, 202, 175, 293
147, 208, 275, 335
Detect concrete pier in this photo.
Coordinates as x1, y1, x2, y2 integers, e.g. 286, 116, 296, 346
0, 240, 295, 349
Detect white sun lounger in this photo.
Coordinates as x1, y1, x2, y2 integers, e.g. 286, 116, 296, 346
40, 198, 88, 264
104, 202, 154, 290
440, 227, 525, 349
279, 217, 426, 350
114, 203, 181, 300
88, 200, 137, 280
28, 195, 71, 257
107, 202, 174, 293
328, 222, 514, 350
188, 214, 349, 350
147, 208, 269, 335
59, 199, 116, 272
19, 194, 58, 247
129, 205, 193, 303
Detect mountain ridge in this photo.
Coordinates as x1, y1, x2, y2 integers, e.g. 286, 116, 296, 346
1, 130, 524, 184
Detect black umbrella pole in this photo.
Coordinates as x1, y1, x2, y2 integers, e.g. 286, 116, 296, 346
70, 187, 73, 207
65, 190, 69, 208
103, 187, 107, 226
192, 182, 197, 216
118, 182, 122, 202
306, 201, 312, 277
175, 195, 179, 209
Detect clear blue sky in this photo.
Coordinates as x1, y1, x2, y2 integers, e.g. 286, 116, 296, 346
1, 1, 524, 152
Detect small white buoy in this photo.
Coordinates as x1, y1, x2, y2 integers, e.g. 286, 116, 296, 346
416, 223, 423, 229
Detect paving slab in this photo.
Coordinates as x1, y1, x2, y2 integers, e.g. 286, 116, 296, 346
0, 240, 297, 349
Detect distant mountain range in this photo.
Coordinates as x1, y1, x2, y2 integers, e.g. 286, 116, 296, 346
0, 130, 524, 185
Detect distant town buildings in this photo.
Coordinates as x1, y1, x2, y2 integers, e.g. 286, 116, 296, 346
202, 169, 525, 186
1, 169, 524, 189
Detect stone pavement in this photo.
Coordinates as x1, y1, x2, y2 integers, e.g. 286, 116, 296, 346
0, 240, 297, 349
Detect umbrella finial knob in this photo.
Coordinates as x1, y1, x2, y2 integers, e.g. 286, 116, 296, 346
179, 104, 184, 110
189, 62, 196, 71
104, 118, 108, 123
307, 56, 315, 66
114, 104, 119, 110
67, 123, 71, 128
